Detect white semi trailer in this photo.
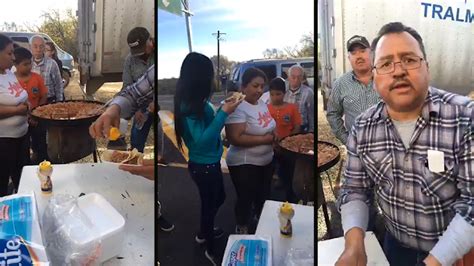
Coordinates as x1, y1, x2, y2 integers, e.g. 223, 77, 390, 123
78, 0, 155, 96
318, 0, 474, 107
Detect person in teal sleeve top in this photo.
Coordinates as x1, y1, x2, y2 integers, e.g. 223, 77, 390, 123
173, 52, 241, 265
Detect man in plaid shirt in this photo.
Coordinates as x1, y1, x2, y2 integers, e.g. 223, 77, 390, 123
30, 35, 63, 103
89, 64, 175, 233
336, 22, 473, 266
284, 65, 314, 132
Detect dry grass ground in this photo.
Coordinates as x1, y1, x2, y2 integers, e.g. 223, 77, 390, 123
64, 74, 154, 162
317, 89, 345, 240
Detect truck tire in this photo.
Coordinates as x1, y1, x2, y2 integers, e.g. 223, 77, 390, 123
62, 70, 70, 88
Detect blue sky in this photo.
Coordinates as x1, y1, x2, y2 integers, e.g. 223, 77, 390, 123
158, 0, 314, 78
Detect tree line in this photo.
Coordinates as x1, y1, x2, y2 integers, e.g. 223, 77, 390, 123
1, 9, 79, 62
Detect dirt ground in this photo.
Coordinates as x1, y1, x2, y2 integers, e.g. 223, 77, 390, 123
316, 89, 345, 240
64, 71, 154, 162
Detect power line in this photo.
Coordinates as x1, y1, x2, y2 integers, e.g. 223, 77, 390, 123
212, 30, 226, 92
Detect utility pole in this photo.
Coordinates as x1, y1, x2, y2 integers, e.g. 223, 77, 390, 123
212, 30, 226, 92
182, 0, 194, 52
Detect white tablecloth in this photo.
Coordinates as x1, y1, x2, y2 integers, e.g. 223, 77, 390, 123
255, 200, 314, 266
18, 163, 155, 265
318, 231, 389, 265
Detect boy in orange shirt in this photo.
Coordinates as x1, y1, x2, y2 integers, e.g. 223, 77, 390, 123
14, 47, 48, 164
267, 77, 302, 203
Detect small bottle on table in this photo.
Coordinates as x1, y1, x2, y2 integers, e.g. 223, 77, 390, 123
278, 202, 295, 237
37, 161, 53, 194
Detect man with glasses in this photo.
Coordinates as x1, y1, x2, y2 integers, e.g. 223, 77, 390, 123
327, 35, 381, 144
336, 22, 473, 266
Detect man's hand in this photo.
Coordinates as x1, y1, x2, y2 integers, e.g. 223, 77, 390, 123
423, 254, 442, 266
89, 104, 121, 139
134, 110, 146, 125
147, 102, 155, 113
119, 159, 154, 180
335, 228, 367, 266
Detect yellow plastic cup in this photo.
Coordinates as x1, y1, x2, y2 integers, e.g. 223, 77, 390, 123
109, 127, 121, 141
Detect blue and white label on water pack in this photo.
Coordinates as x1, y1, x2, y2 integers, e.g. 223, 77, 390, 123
0, 196, 33, 241
224, 239, 269, 266
0, 195, 43, 265
0, 237, 35, 266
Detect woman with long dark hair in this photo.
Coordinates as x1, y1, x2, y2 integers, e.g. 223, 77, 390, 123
0, 34, 30, 196
174, 52, 241, 265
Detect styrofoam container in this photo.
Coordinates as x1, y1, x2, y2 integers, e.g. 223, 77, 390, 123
64, 193, 125, 263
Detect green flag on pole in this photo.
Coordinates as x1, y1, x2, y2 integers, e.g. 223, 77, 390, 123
158, 0, 183, 16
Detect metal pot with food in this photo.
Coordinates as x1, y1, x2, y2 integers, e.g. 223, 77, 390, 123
278, 133, 315, 202
30, 100, 106, 164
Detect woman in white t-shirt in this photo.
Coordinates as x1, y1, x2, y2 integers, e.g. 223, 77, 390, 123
0, 34, 30, 196
225, 67, 277, 234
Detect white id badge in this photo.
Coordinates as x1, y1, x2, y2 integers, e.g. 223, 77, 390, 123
427, 150, 444, 173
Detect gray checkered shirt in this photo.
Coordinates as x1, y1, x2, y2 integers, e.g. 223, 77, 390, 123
32, 56, 63, 101
338, 87, 474, 252
326, 71, 381, 144
284, 84, 314, 132
110, 65, 154, 119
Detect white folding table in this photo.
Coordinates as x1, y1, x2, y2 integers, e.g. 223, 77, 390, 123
318, 231, 390, 265
255, 200, 314, 266
18, 163, 155, 265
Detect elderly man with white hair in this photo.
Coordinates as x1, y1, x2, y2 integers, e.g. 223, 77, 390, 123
30, 35, 63, 103
284, 65, 314, 132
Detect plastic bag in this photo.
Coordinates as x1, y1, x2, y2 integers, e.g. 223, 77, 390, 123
42, 194, 102, 266
283, 248, 314, 266
0, 192, 50, 265
222, 235, 272, 266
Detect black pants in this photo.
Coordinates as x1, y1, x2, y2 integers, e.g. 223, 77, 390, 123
228, 162, 274, 227
188, 161, 226, 252
29, 124, 49, 163
0, 135, 30, 196
383, 231, 429, 266
274, 153, 297, 203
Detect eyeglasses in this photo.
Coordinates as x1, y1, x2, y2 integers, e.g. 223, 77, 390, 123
373, 56, 424, 75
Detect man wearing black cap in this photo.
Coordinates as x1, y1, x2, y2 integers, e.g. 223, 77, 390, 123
326, 35, 381, 237
108, 27, 156, 154
326, 35, 381, 145
124, 27, 155, 86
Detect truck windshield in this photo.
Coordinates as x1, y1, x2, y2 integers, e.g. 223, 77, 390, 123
301, 62, 314, 78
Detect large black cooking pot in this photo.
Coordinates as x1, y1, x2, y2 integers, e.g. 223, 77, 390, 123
278, 132, 315, 161
31, 100, 105, 127
317, 140, 340, 173
278, 133, 315, 202
30, 100, 105, 164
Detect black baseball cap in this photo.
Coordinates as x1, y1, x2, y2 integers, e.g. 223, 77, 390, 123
127, 27, 150, 56
347, 35, 370, 52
